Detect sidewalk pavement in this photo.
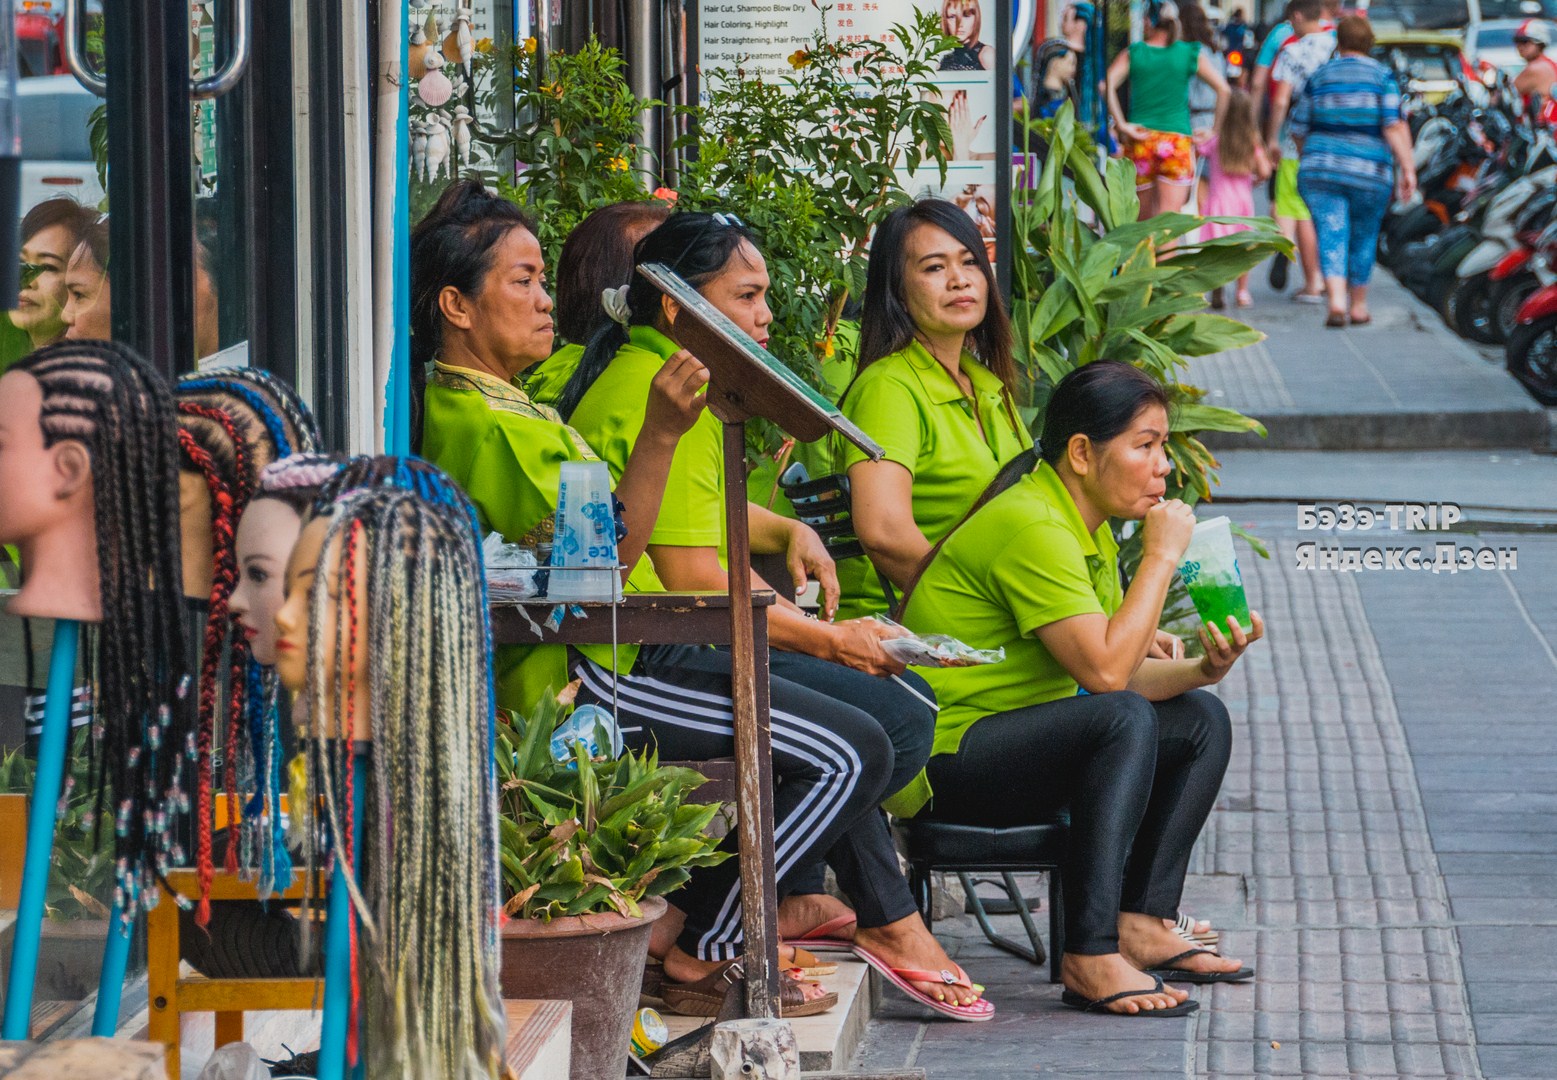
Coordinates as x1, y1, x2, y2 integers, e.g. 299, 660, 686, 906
1186, 273, 1550, 451
855, 504, 1557, 1079
853, 278, 1557, 1076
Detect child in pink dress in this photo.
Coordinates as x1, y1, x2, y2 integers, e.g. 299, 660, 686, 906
1200, 90, 1271, 309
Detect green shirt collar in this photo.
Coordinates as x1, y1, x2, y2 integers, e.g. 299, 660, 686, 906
431, 358, 565, 424
1028, 459, 1117, 560
901, 339, 1006, 406
629, 324, 680, 360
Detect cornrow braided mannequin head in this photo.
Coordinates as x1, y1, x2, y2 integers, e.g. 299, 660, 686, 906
278, 471, 504, 1078
178, 368, 322, 458
0, 340, 194, 921
175, 384, 296, 918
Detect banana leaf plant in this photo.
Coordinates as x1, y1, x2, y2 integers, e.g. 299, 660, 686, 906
1012, 104, 1294, 627
496, 696, 730, 922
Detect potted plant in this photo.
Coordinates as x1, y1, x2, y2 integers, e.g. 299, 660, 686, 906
0, 732, 116, 1003
496, 697, 729, 1080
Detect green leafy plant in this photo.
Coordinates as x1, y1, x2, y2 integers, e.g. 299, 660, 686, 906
1013, 105, 1290, 627
0, 732, 113, 921
496, 697, 730, 922
680, 10, 957, 389
490, 38, 662, 269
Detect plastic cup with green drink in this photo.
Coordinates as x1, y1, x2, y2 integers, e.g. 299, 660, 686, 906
1176, 515, 1251, 634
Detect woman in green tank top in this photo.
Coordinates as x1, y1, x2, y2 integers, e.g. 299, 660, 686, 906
1105, 0, 1230, 219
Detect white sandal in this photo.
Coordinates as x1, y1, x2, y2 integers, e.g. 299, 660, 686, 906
1174, 911, 1220, 947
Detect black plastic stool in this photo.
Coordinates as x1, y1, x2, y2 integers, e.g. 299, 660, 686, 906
901, 817, 1068, 984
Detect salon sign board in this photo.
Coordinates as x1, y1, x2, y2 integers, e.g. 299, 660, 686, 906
694, 1, 1012, 285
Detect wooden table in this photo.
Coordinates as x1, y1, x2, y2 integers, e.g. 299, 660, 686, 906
491, 591, 782, 1019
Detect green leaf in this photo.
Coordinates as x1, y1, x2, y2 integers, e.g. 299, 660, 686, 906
1159, 314, 1265, 357
1171, 402, 1268, 436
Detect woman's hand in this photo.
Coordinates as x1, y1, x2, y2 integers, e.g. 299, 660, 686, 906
948, 90, 988, 160
1118, 121, 1149, 145
643, 349, 710, 442
784, 520, 840, 621
1147, 628, 1184, 660
1196, 611, 1265, 683
826, 618, 909, 677
1140, 499, 1196, 567
1191, 128, 1213, 148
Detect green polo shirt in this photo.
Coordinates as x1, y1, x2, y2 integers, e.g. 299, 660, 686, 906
567, 325, 727, 559
903, 461, 1122, 769
420, 359, 663, 714
522, 342, 584, 408
835, 341, 1032, 620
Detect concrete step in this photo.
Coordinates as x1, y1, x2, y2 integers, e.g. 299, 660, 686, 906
503, 998, 571, 1080
660, 958, 872, 1072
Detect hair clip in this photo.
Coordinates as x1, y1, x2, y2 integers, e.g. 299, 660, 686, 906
601, 285, 633, 328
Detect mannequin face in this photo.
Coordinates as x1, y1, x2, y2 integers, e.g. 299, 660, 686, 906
229, 497, 302, 666
0, 370, 89, 543
275, 515, 370, 739
180, 470, 215, 599
0, 370, 100, 621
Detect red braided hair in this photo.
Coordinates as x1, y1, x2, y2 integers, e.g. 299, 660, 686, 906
177, 401, 253, 926
343, 520, 362, 1068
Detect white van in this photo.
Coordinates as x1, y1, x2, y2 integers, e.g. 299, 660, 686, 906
17, 74, 104, 214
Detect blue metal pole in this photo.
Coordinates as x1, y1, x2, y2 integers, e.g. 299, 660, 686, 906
90, 905, 133, 1035
318, 752, 367, 1080
2, 619, 80, 1038
382, 0, 412, 457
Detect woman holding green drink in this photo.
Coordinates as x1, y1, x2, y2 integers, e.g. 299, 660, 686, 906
897, 361, 1265, 1015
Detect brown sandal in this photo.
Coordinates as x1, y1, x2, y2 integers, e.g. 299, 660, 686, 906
660, 959, 838, 1018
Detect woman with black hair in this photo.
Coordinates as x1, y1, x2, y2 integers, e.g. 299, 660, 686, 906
900, 360, 1265, 1015
412, 182, 958, 1019
523, 199, 671, 407
558, 211, 989, 1022
836, 199, 1033, 628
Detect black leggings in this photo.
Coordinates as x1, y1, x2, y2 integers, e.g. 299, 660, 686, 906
923, 689, 1232, 955
574, 644, 923, 960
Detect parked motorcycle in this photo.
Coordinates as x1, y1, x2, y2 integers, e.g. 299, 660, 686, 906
1505, 220, 1557, 406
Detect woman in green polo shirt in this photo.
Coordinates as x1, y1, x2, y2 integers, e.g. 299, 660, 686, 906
837, 198, 1032, 622
523, 199, 669, 407
557, 212, 992, 1021
902, 361, 1266, 1016
411, 181, 922, 1019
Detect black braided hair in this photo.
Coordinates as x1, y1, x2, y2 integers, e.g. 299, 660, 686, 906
8, 341, 193, 918
178, 368, 322, 457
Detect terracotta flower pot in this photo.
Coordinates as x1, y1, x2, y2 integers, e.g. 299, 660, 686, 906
500, 895, 668, 1080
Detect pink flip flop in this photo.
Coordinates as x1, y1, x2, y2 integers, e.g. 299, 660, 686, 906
786, 913, 858, 951
853, 953, 995, 1022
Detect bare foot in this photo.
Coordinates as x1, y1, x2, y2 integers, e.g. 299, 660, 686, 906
1120, 912, 1245, 976
1062, 952, 1190, 1013
778, 893, 856, 941
853, 915, 983, 1007
662, 946, 830, 1004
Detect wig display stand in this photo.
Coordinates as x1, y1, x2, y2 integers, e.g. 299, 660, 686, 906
91, 906, 133, 1035
318, 749, 367, 1080
637, 265, 885, 1023
2, 619, 79, 1039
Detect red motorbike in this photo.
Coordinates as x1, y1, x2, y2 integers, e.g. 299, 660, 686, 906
1505, 220, 1557, 406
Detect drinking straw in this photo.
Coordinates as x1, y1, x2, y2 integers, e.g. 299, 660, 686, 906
3, 620, 80, 1038
891, 673, 940, 713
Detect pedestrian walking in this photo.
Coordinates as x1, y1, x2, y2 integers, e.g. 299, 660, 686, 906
1106, 0, 1230, 220
1291, 16, 1418, 327
1202, 90, 1273, 310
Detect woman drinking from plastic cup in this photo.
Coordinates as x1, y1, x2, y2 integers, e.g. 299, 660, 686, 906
897, 361, 1265, 1015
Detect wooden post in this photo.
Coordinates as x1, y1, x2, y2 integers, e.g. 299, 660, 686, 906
721, 420, 781, 1021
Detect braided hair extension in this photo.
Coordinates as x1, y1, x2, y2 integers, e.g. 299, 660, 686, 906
178, 368, 322, 458
175, 384, 296, 921
239, 452, 349, 897
8, 341, 193, 923
297, 483, 503, 1078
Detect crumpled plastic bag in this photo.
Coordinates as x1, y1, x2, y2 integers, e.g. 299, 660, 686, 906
870, 614, 1005, 668
199, 1043, 272, 1080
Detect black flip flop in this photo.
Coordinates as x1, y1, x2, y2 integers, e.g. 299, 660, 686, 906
1146, 947, 1255, 984
1060, 974, 1200, 1017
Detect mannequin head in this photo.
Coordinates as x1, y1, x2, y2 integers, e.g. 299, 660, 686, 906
279, 474, 502, 1075
0, 341, 192, 913
230, 454, 344, 666
174, 370, 320, 919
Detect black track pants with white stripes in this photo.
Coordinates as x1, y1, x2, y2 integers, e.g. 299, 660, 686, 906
575, 643, 898, 962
